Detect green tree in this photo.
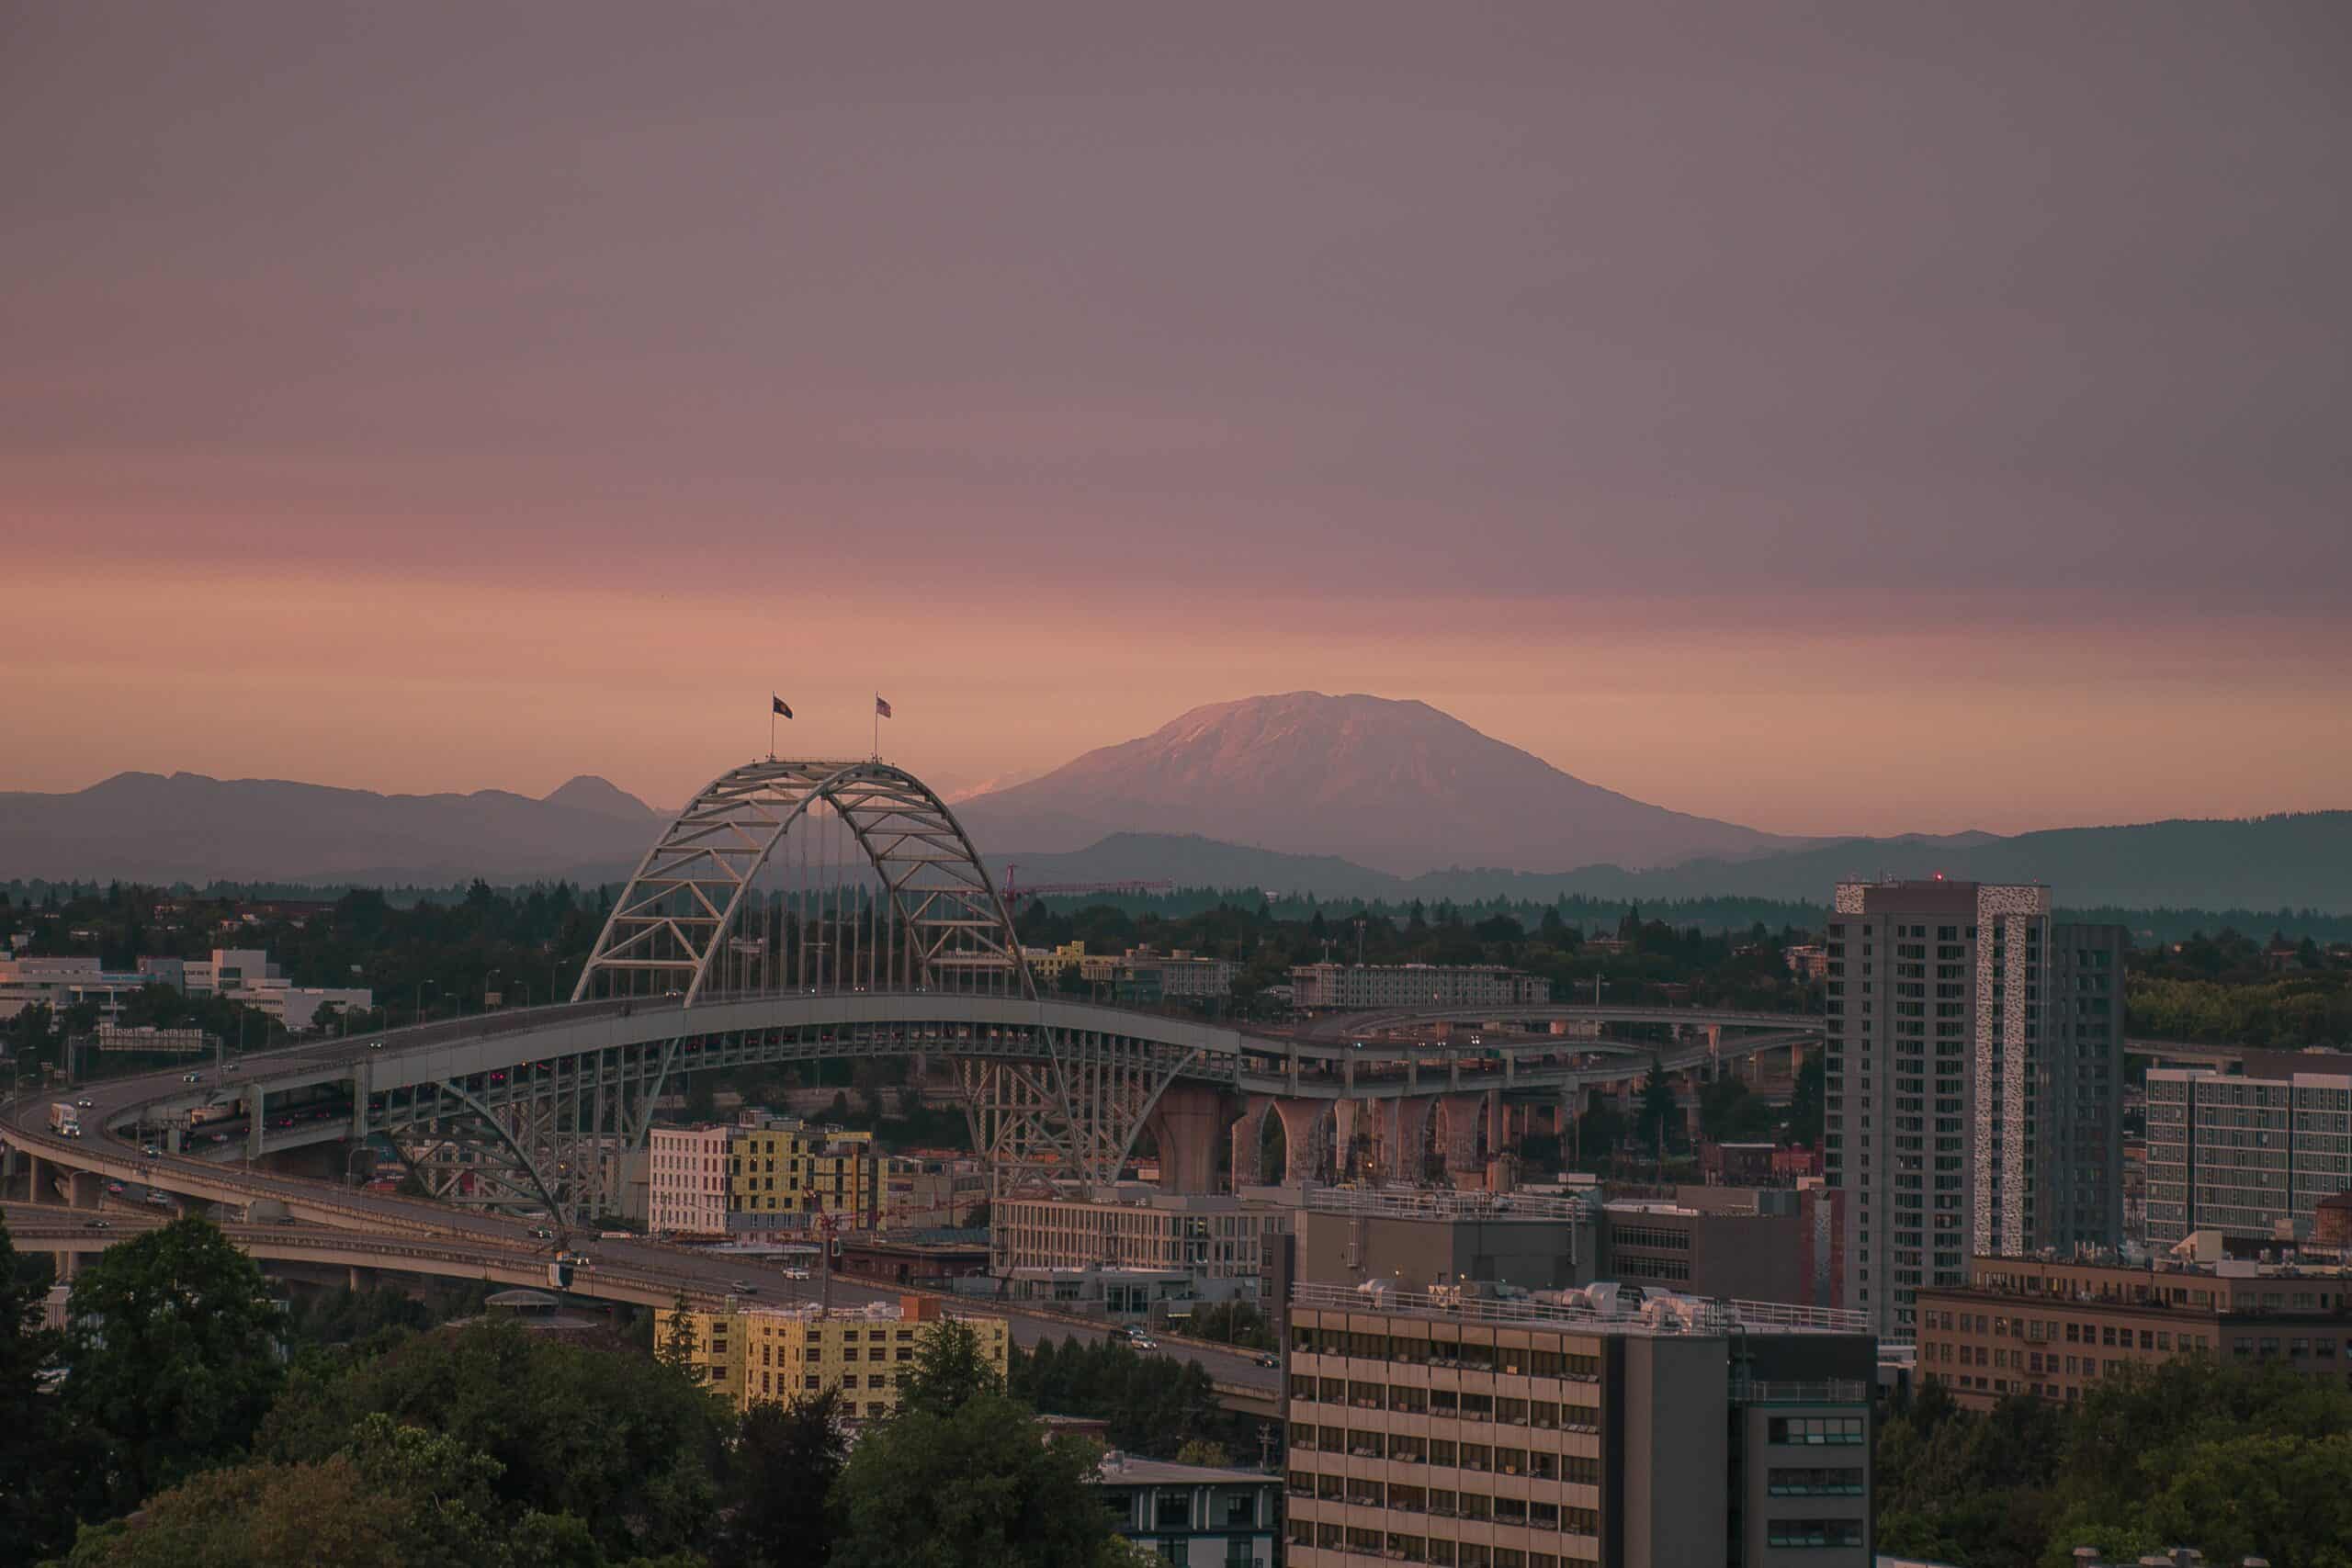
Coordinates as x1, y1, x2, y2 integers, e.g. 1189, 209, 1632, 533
57, 1413, 616, 1568
62, 1215, 286, 1513
1697, 1075, 1779, 1144
1573, 1101, 1626, 1172
899, 1318, 1002, 1419
1, 1213, 71, 1564
831, 1391, 1111, 1568
1634, 1059, 1678, 1161
715, 1389, 845, 1568
662, 1289, 700, 1371
1008, 1337, 1247, 1460
1787, 1055, 1826, 1145
1172, 1438, 1231, 1468
259, 1316, 728, 1563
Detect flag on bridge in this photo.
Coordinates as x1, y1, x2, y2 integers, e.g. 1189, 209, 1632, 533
772, 694, 793, 718
875, 695, 893, 718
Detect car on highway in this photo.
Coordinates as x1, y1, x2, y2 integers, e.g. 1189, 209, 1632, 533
143, 1190, 171, 1206
528, 1226, 555, 1240
782, 1267, 810, 1280
141, 1145, 160, 1156
182, 1073, 202, 1084
368, 1041, 384, 1051
1126, 1335, 1159, 1351
105, 1180, 125, 1195
1253, 1353, 1280, 1369
75, 1097, 93, 1108
84, 1218, 110, 1230
227, 1062, 242, 1073
207, 1133, 229, 1144
729, 1279, 760, 1295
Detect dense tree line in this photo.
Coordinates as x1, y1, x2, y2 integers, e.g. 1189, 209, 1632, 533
2121, 927, 2351, 1049
1011, 1335, 1261, 1460
2, 1212, 1237, 1566
1876, 1359, 2352, 1568
1015, 897, 1829, 1021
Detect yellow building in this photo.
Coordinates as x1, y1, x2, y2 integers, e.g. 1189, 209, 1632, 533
728, 1119, 878, 1229
681, 1294, 1010, 1421
1019, 942, 1118, 984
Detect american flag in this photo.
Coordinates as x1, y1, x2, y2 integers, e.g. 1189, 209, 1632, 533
875, 695, 893, 718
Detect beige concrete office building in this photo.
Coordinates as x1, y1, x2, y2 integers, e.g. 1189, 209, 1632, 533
1283, 1283, 1874, 1568
992, 1190, 1287, 1301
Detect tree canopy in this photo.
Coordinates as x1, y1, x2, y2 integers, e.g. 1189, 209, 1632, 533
831, 1389, 1111, 1568
1876, 1358, 2352, 1568
1, 1213, 71, 1563
259, 1316, 728, 1562
62, 1215, 287, 1514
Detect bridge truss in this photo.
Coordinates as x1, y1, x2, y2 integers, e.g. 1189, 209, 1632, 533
376, 760, 1211, 1223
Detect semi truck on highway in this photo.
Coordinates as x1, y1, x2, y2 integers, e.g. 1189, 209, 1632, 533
187, 1100, 245, 1127
48, 1102, 81, 1137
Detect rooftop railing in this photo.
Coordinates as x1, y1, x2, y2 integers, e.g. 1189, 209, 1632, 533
1304, 1187, 1592, 1222
1290, 1280, 1869, 1337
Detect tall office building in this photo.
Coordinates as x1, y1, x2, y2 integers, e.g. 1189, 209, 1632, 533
1824, 880, 2125, 1340
2144, 1057, 2352, 1247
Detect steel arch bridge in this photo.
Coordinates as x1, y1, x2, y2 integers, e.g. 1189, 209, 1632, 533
307, 754, 1248, 1219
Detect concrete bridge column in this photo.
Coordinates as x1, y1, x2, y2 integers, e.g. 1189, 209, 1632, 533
1229, 1096, 1277, 1188
1437, 1092, 1491, 1189
1272, 1099, 1333, 1186
1380, 1096, 1437, 1184
24, 1155, 51, 1204
68, 1170, 104, 1210
1142, 1083, 1225, 1195
55, 1248, 79, 1282
1331, 1100, 1363, 1183
348, 1266, 379, 1293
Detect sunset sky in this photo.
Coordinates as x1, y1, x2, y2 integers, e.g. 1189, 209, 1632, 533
5, 5, 2346, 836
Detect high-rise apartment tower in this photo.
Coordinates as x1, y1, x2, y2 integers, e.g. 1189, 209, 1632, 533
1824, 880, 2124, 1339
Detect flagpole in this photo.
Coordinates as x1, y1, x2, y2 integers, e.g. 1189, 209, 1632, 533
872, 693, 878, 761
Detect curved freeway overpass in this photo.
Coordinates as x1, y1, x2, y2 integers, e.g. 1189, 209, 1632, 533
2, 990, 1807, 1223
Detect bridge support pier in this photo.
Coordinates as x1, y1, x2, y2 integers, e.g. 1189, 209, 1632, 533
68, 1170, 104, 1210
348, 1266, 379, 1293
1376, 1096, 1437, 1184
1141, 1083, 1225, 1195
1331, 1100, 1365, 1183
1229, 1096, 1276, 1187
1438, 1090, 1499, 1190
1272, 1100, 1333, 1187
23, 1154, 51, 1204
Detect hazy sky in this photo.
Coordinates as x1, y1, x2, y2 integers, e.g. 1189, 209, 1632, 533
6, 3, 2346, 834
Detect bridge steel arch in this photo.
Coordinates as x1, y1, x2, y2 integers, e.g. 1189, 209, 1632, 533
574, 759, 1034, 1006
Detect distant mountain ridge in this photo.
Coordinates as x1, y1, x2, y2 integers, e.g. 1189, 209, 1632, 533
0, 771, 657, 885
953, 691, 1792, 875
6, 692, 2343, 913
984, 812, 2352, 913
